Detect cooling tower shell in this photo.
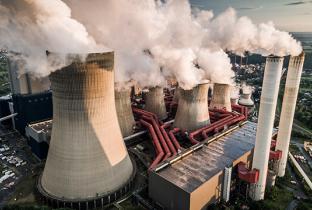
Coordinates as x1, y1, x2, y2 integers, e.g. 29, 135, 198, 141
238, 93, 254, 107
276, 53, 305, 177
115, 88, 135, 137
38, 52, 134, 207
144, 86, 167, 120
250, 56, 284, 201
173, 83, 210, 132
230, 98, 239, 105
210, 84, 232, 112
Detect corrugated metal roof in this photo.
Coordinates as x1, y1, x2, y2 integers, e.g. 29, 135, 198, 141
156, 121, 257, 193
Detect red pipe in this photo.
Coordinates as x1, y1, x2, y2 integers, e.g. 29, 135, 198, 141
132, 107, 161, 125
212, 114, 246, 134
201, 115, 236, 139
189, 115, 233, 143
168, 127, 183, 150
160, 123, 177, 156
140, 119, 164, 170
141, 115, 171, 160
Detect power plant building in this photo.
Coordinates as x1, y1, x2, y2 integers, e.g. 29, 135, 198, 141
149, 122, 256, 210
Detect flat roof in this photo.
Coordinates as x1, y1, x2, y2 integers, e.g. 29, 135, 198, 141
29, 120, 52, 134
155, 121, 257, 193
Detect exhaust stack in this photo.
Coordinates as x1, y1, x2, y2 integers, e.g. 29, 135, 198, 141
174, 83, 210, 131
250, 56, 284, 201
210, 83, 232, 112
276, 53, 305, 177
144, 86, 167, 120
115, 88, 136, 137
39, 53, 133, 205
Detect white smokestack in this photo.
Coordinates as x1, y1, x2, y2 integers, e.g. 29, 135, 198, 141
174, 82, 210, 131
144, 86, 167, 120
210, 83, 232, 112
250, 56, 284, 201
39, 52, 133, 201
276, 53, 305, 177
115, 88, 136, 137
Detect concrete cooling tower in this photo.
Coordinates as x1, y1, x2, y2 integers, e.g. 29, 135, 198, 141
239, 92, 254, 107
250, 56, 284, 201
210, 83, 232, 112
144, 86, 167, 120
276, 53, 305, 177
174, 82, 210, 132
38, 52, 134, 209
115, 88, 136, 137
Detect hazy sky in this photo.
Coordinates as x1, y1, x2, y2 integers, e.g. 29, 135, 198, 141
189, 0, 312, 32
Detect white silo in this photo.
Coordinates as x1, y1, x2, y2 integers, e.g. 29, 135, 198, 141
250, 56, 284, 201
39, 52, 134, 207
276, 53, 305, 177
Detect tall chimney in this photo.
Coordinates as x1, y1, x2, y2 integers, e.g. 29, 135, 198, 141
276, 53, 305, 177
144, 86, 167, 120
250, 56, 284, 201
39, 53, 133, 204
174, 82, 210, 131
210, 83, 232, 112
115, 88, 136, 137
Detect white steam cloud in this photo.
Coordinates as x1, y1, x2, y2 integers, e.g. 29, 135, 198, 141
0, 0, 101, 77
0, 0, 302, 90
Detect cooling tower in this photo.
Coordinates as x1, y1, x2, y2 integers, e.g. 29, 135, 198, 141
210, 83, 232, 112
115, 88, 136, 137
238, 93, 254, 107
172, 87, 180, 103
231, 97, 239, 105
276, 53, 305, 177
173, 83, 210, 132
144, 86, 167, 120
250, 56, 284, 201
38, 52, 134, 206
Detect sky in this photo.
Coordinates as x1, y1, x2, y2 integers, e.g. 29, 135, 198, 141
189, 0, 312, 32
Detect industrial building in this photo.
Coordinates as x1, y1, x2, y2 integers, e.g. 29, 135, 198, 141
1, 51, 305, 210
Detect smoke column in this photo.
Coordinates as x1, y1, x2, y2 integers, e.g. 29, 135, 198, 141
0, 0, 101, 77
0, 0, 302, 90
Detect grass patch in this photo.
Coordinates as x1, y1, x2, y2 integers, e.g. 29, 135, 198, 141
261, 186, 293, 210
8, 174, 37, 205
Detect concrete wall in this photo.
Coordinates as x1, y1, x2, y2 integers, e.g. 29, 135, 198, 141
41, 52, 133, 200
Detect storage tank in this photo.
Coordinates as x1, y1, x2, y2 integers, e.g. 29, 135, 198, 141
276, 53, 305, 177
174, 82, 210, 131
210, 83, 232, 112
250, 56, 284, 201
38, 52, 134, 208
144, 86, 167, 120
115, 88, 136, 137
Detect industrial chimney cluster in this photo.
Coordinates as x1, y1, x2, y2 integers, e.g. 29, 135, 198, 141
29, 49, 305, 210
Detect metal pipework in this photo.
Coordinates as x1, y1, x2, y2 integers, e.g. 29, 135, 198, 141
276, 53, 305, 177
249, 56, 284, 201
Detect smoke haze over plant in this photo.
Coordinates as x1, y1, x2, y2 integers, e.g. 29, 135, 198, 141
0, 0, 303, 89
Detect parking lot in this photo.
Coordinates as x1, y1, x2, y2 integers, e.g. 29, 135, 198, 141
0, 125, 40, 206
